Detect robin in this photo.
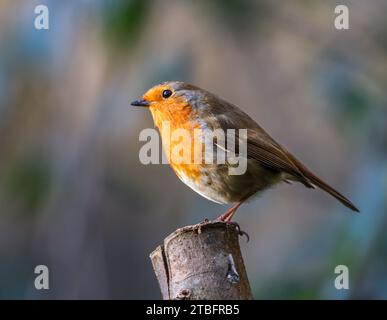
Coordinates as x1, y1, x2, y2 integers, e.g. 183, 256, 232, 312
131, 81, 359, 223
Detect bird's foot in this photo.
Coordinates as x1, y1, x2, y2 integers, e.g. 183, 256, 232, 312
227, 221, 250, 242
194, 217, 249, 241
194, 218, 211, 234
212, 218, 249, 242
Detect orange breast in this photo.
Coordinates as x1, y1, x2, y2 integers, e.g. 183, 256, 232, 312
149, 99, 204, 183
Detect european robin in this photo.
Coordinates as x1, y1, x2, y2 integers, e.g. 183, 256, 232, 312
131, 81, 359, 222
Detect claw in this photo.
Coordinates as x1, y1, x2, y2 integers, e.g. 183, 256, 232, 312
215, 220, 250, 242
238, 229, 250, 242
232, 223, 250, 242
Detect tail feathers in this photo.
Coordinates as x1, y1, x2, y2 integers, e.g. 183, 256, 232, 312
288, 156, 359, 212
306, 170, 359, 212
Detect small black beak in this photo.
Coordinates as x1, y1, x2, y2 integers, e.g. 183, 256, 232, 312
131, 99, 150, 107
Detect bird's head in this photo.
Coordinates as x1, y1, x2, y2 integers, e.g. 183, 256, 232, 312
131, 81, 207, 125
131, 81, 204, 113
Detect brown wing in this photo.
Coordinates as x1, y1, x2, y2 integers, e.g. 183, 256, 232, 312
198, 92, 359, 212
200, 93, 313, 187
245, 130, 314, 188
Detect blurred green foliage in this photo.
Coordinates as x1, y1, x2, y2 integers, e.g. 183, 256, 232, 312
3, 157, 50, 216
202, 0, 269, 35
102, 0, 151, 48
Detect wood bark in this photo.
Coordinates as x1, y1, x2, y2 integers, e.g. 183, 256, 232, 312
150, 221, 253, 300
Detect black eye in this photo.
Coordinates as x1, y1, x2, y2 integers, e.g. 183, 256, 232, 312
162, 89, 172, 98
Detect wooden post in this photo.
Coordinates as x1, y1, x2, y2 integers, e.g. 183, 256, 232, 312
150, 221, 253, 300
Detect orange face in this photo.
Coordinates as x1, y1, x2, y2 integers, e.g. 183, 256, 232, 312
141, 83, 195, 130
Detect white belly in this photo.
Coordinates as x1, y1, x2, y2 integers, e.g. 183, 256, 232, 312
174, 167, 228, 204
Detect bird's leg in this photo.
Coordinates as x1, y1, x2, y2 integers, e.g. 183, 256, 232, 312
216, 201, 243, 222
214, 201, 250, 241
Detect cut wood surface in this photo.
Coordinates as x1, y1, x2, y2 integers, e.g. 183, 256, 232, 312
150, 221, 253, 300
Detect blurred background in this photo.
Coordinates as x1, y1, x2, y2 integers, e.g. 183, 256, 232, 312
0, 0, 386, 299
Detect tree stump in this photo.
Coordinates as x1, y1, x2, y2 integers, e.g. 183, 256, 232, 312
150, 221, 253, 300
